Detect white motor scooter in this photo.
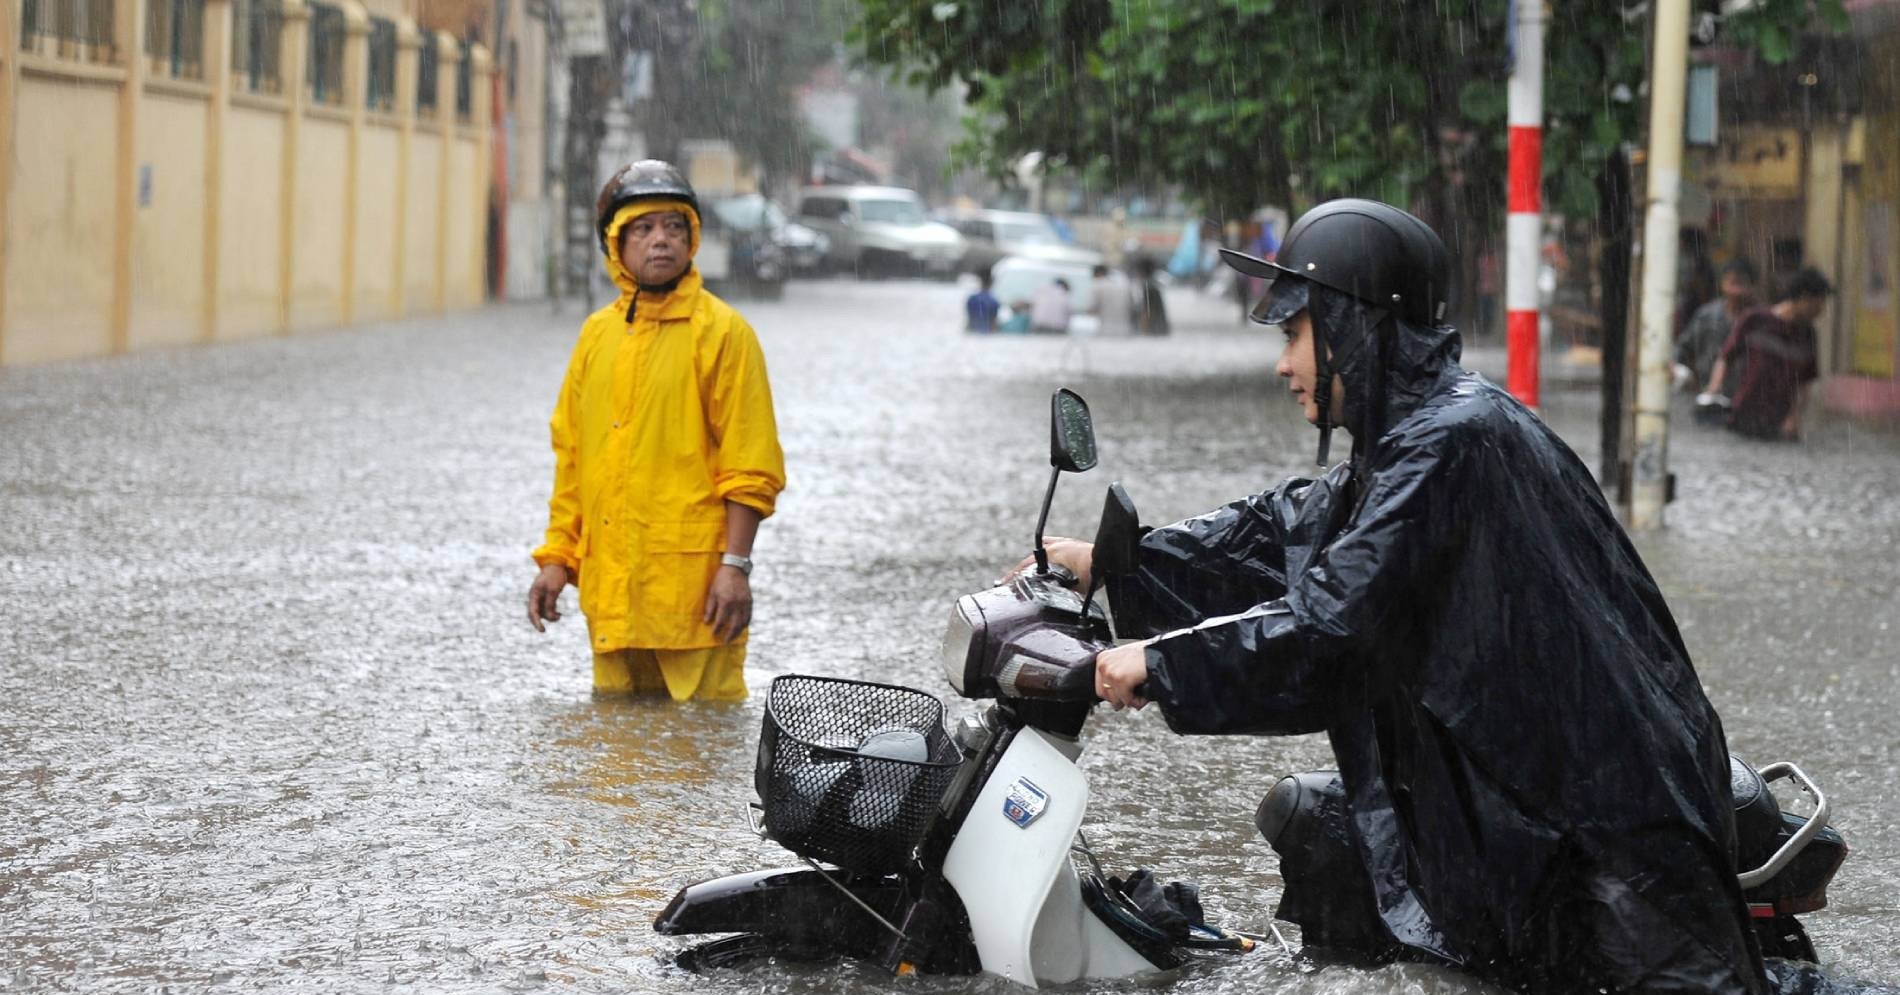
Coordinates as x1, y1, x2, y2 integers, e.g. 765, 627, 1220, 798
654, 388, 1262, 985
656, 387, 1851, 985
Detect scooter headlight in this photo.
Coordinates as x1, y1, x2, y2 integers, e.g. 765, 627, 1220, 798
941, 596, 983, 694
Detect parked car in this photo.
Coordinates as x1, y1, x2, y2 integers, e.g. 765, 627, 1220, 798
795, 186, 965, 278
773, 221, 829, 275
702, 195, 786, 299
947, 209, 1104, 275
710, 193, 829, 276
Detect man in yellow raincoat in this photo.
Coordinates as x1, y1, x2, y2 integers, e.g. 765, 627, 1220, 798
527, 160, 786, 701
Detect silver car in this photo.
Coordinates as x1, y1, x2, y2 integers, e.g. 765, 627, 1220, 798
948, 209, 1104, 276
795, 186, 966, 278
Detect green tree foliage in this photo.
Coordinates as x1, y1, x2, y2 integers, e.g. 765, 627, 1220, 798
633, 0, 854, 190
851, 0, 1843, 226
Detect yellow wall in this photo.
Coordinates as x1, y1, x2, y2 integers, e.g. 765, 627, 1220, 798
354, 124, 402, 322
131, 88, 210, 350
220, 100, 288, 339
405, 130, 441, 311
294, 111, 351, 330
445, 134, 479, 305
1850, 110, 1898, 378
4, 71, 120, 364
505, 16, 546, 200
0, 0, 495, 366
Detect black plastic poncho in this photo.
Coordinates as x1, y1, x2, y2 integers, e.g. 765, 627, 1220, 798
1107, 287, 1767, 994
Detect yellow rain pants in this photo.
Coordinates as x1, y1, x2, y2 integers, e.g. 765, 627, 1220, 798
592, 644, 749, 701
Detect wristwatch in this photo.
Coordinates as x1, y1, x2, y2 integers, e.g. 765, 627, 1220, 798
720, 552, 753, 576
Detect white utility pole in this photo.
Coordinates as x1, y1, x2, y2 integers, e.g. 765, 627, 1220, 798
1631, 0, 1692, 530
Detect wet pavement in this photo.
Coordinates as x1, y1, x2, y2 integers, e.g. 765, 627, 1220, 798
2, 277, 1897, 993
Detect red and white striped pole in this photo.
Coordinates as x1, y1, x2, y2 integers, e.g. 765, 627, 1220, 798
1506, 0, 1545, 409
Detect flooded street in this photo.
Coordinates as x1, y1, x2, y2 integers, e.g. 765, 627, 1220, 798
4, 280, 1898, 993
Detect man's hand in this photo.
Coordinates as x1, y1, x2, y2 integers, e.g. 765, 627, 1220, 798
704, 565, 752, 643
1096, 640, 1152, 711
528, 563, 571, 632
1780, 413, 1802, 440
1002, 537, 1095, 589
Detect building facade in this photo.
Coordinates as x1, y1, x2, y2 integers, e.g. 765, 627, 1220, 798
1686, 1, 1900, 415
0, 0, 504, 365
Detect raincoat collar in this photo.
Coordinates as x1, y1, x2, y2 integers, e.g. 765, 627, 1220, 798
618, 267, 704, 324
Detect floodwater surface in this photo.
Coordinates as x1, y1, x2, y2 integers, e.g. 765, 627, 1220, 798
3, 280, 1896, 992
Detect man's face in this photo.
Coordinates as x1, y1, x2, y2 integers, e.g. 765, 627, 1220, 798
1720, 273, 1756, 310
619, 210, 692, 285
1275, 311, 1346, 426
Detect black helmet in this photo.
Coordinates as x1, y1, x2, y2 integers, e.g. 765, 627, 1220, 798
595, 159, 699, 254
1221, 200, 1453, 469
1220, 199, 1451, 328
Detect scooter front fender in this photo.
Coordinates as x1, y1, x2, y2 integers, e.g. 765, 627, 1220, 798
942, 726, 1162, 985
654, 867, 903, 943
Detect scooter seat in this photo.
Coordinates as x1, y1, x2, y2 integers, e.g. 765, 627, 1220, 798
1730, 755, 1785, 870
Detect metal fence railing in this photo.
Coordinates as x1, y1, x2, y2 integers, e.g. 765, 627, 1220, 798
20, 0, 119, 65
144, 0, 204, 79
231, 0, 282, 94
304, 1, 344, 105
454, 38, 471, 119
365, 16, 396, 112
16, 0, 484, 119
415, 35, 437, 116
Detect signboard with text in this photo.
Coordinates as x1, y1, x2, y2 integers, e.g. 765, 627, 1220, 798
558, 0, 608, 58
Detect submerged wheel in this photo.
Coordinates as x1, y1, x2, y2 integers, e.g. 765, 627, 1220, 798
674, 933, 837, 972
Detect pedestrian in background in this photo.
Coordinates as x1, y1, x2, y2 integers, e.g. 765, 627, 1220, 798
1674, 229, 1718, 338
1475, 249, 1500, 340
965, 270, 1001, 333
1133, 257, 1170, 335
1029, 278, 1073, 333
1677, 257, 1760, 403
1089, 264, 1132, 336
1705, 266, 1830, 442
527, 160, 786, 700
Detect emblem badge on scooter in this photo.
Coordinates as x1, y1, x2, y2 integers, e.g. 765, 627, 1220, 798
1002, 776, 1048, 828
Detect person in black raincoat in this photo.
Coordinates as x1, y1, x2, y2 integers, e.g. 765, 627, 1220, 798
1038, 200, 1767, 994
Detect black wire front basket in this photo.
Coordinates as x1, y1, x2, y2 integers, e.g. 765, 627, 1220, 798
755, 674, 962, 875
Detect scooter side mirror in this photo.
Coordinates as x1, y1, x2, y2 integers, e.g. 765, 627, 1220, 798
1088, 482, 1140, 580
1050, 389, 1097, 473
1033, 388, 1096, 575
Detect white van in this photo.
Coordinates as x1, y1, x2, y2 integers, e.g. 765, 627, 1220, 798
795, 186, 965, 278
